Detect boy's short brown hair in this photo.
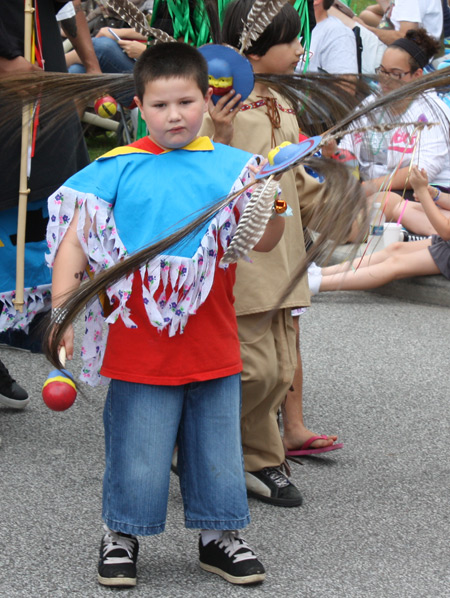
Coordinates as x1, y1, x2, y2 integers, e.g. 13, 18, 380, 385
133, 42, 209, 101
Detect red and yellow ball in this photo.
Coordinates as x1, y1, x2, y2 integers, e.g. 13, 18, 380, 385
94, 95, 118, 119
42, 369, 77, 411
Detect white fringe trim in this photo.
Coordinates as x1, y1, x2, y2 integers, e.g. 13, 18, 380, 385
46, 158, 257, 386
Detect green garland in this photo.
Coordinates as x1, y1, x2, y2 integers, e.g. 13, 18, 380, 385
150, 0, 233, 46
293, 0, 311, 53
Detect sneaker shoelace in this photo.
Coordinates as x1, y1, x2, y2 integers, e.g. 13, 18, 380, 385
102, 528, 136, 565
261, 467, 290, 488
216, 532, 258, 564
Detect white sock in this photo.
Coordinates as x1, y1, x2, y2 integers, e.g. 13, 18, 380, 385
200, 530, 223, 546
307, 263, 322, 296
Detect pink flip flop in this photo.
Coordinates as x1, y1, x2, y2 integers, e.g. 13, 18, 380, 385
285, 435, 344, 457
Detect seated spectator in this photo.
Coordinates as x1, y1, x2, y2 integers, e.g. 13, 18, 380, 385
362, 0, 443, 43
302, 0, 358, 75
323, 28, 450, 240
308, 166, 450, 294
330, 0, 443, 73
66, 26, 147, 77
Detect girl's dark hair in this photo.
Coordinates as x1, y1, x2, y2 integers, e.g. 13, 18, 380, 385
389, 27, 441, 72
133, 42, 209, 100
323, 0, 334, 9
222, 0, 301, 56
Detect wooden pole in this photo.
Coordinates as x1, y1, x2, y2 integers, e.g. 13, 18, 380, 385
13, 0, 35, 313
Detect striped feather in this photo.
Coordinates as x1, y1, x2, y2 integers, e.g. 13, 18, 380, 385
239, 0, 288, 53
221, 176, 279, 264
105, 0, 176, 42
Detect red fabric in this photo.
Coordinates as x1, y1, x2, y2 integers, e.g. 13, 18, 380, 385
101, 255, 242, 386
128, 136, 165, 154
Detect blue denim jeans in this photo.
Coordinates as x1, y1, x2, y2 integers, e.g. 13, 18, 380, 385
102, 375, 250, 536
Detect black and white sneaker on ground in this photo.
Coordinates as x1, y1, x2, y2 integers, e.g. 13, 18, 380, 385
245, 467, 303, 507
98, 526, 139, 587
199, 531, 265, 585
0, 360, 29, 409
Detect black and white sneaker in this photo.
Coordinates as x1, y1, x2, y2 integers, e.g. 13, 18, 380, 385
98, 526, 139, 587
245, 467, 303, 507
0, 359, 29, 409
402, 232, 430, 242
199, 531, 265, 585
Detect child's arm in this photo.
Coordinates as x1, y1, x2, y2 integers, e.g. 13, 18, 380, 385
428, 186, 450, 211
51, 207, 88, 360
410, 166, 450, 240
252, 212, 285, 252
370, 164, 418, 191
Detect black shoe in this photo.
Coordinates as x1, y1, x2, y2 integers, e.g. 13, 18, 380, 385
245, 467, 303, 507
0, 360, 29, 408
98, 527, 139, 587
199, 531, 265, 585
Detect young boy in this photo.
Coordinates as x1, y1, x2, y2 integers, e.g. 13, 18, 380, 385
47, 43, 285, 589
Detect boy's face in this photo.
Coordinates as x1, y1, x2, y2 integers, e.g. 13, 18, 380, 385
134, 77, 212, 150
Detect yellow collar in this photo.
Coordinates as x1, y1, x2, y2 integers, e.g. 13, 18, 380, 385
99, 136, 214, 159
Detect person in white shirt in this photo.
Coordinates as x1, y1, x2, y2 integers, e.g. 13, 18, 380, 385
305, 0, 358, 74
330, 0, 443, 73
322, 28, 450, 238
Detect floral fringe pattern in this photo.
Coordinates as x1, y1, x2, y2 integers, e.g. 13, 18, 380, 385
46, 158, 258, 385
0, 285, 52, 333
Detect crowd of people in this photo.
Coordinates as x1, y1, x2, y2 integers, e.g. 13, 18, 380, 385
1, 0, 450, 590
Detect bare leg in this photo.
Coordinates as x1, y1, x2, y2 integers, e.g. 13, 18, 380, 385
320, 241, 439, 292
322, 239, 432, 276
382, 193, 450, 236
281, 316, 338, 451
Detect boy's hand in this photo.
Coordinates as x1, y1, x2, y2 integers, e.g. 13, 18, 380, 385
248, 158, 267, 180
208, 89, 242, 145
61, 325, 75, 361
248, 158, 283, 181
49, 323, 75, 362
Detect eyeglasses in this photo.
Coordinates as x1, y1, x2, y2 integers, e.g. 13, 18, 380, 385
375, 65, 413, 80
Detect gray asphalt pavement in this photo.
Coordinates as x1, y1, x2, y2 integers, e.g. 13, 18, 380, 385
1, 289, 449, 598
